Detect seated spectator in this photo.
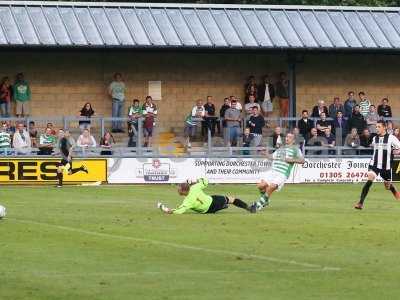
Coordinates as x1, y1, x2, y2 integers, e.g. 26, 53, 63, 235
142, 96, 157, 147
0, 121, 11, 154
219, 97, 231, 129
358, 91, 371, 118
360, 128, 374, 155
394, 128, 400, 140
245, 76, 258, 103
46, 122, 56, 136
297, 110, 314, 142
57, 129, 75, 151
242, 127, 253, 155
204, 96, 219, 137
258, 75, 275, 118
333, 111, 347, 145
184, 113, 197, 148
347, 105, 367, 134
292, 127, 305, 151
0, 76, 11, 117
366, 105, 379, 134
5, 121, 15, 135
307, 128, 324, 155
224, 100, 241, 146
377, 98, 392, 118
344, 128, 360, 155
247, 106, 265, 148
322, 127, 335, 155
79, 102, 95, 131
100, 131, 115, 155
344, 91, 357, 119
13, 122, 31, 155
38, 127, 56, 155
328, 97, 344, 119
272, 126, 284, 148
244, 94, 260, 121
311, 100, 328, 118
77, 128, 96, 149
28, 121, 38, 148
229, 96, 242, 111
387, 120, 394, 135
316, 112, 332, 136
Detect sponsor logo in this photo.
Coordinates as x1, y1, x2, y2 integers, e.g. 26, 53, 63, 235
137, 159, 176, 182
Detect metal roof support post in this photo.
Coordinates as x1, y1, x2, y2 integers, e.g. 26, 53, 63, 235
288, 54, 297, 122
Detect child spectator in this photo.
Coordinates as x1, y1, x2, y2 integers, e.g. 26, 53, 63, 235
38, 127, 56, 155
242, 127, 253, 155
100, 131, 115, 155
79, 102, 95, 131
77, 128, 97, 149
28, 121, 38, 148
127, 99, 142, 131
13, 122, 31, 155
0, 122, 11, 154
109, 72, 126, 133
13, 73, 31, 118
377, 98, 392, 118
358, 91, 371, 118
46, 122, 56, 136
142, 96, 157, 147
0, 76, 11, 117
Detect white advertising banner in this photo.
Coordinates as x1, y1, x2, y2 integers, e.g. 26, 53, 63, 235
107, 157, 377, 184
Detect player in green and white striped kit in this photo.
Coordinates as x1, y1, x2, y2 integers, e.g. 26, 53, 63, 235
249, 132, 304, 213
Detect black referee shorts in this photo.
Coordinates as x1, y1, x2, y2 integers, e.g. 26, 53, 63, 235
368, 166, 392, 182
206, 195, 229, 214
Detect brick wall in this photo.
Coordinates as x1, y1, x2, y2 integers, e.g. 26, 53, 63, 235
2, 50, 400, 132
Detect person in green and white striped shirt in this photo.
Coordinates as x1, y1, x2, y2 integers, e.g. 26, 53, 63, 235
0, 122, 11, 149
358, 91, 371, 118
249, 132, 304, 213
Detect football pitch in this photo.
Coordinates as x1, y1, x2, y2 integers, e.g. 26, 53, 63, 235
1, 184, 400, 300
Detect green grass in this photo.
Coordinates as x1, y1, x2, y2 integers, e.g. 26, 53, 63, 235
1, 183, 400, 300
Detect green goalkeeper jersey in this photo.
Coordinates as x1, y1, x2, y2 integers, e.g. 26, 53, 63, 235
272, 145, 302, 178
173, 178, 213, 214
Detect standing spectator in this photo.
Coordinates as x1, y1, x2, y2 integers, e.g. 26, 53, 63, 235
328, 97, 344, 119
0, 77, 11, 117
13, 73, 31, 118
258, 75, 275, 118
358, 91, 371, 118
311, 100, 329, 118
306, 128, 323, 155
272, 126, 284, 148
275, 72, 289, 117
297, 110, 314, 142
347, 105, 367, 134
316, 112, 332, 136
108, 72, 126, 133
247, 106, 265, 148
377, 98, 392, 118
344, 91, 357, 119
359, 128, 373, 155
244, 95, 260, 121
127, 99, 142, 147
79, 102, 95, 131
184, 113, 197, 148
0, 122, 11, 154
224, 100, 241, 146
220, 97, 230, 128
333, 111, 347, 145
46, 122, 56, 136
344, 128, 360, 154
366, 105, 379, 134
242, 127, 253, 155
245, 76, 258, 103
100, 131, 115, 155
229, 95, 242, 111
77, 128, 97, 149
191, 99, 205, 139
38, 127, 56, 155
28, 121, 38, 148
142, 96, 157, 147
13, 122, 31, 155
203, 96, 218, 137
322, 127, 335, 154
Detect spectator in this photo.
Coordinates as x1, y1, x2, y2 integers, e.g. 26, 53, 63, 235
5, 121, 15, 135
0, 122, 11, 154
272, 126, 284, 148
297, 110, 314, 142
38, 127, 56, 155
108, 72, 126, 133
142, 96, 157, 147
292, 127, 305, 150
377, 98, 392, 118
344, 91, 357, 119
275, 72, 289, 117
316, 112, 332, 136
242, 127, 253, 155
28, 121, 38, 148
333, 111, 347, 145
57, 129, 75, 151
366, 105, 379, 134
322, 127, 335, 154
387, 120, 394, 135
245, 76, 258, 103
224, 100, 241, 146
13, 122, 31, 155
244, 94, 260, 121
100, 131, 115, 155
347, 105, 367, 134
219, 97, 231, 129
127, 99, 142, 147
360, 128, 373, 155
258, 75, 275, 118
307, 128, 323, 155
344, 128, 360, 154
328, 97, 344, 119
247, 106, 265, 148
229, 96, 242, 111
77, 128, 96, 149
394, 128, 400, 140
79, 102, 95, 131
358, 91, 371, 118
46, 122, 56, 136
0, 77, 11, 117
311, 100, 329, 118
13, 73, 31, 118
204, 96, 218, 137
191, 99, 205, 139
184, 112, 197, 149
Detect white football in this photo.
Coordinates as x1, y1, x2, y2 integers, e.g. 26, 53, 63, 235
0, 205, 6, 219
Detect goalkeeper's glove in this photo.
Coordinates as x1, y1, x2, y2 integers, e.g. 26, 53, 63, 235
157, 202, 172, 214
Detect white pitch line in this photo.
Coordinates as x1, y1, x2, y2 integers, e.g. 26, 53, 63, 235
8, 218, 341, 271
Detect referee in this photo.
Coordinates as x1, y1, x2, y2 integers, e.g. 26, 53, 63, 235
355, 120, 400, 209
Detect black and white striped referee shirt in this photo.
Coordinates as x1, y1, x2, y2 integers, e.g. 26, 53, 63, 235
370, 134, 400, 170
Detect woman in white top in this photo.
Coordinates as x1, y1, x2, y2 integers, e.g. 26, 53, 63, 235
77, 129, 96, 148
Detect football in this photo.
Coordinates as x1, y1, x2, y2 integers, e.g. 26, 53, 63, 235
0, 205, 6, 219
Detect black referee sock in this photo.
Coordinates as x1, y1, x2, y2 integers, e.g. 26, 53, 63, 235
360, 180, 373, 204
70, 168, 83, 175
389, 184, 397, 196
233, 198, 248, 210
57, 172, 63, 186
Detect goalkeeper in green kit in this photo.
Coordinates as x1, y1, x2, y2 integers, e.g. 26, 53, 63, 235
157, 178, 250, 214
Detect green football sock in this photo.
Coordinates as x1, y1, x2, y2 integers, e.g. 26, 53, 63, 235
255, 191, 269, 210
